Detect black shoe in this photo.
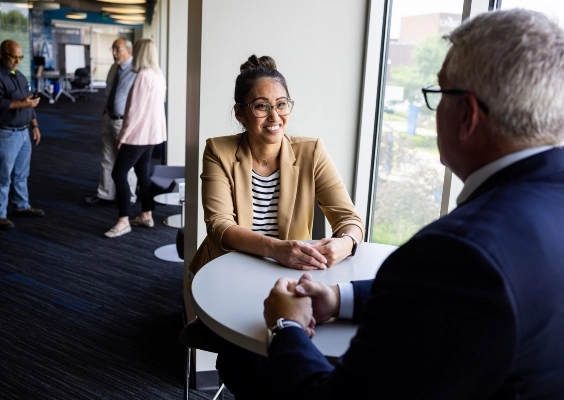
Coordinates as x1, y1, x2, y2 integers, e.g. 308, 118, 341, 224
11, 207, 45, 218
0, 218, 15, 230
84, 195, 112, 205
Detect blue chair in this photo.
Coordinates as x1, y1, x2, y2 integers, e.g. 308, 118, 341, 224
150, 165, 184, 195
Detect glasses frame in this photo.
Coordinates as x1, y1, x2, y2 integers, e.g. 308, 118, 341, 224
237, 99, 295, 118
1, 51, 24, 62
110, 47, 126, 53
421, 84, 489, 114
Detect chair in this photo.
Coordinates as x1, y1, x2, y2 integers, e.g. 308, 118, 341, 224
69, 67, 93, 99
176, 227, 225, 399
178, 316, 226, 400
150, 165, 185, 196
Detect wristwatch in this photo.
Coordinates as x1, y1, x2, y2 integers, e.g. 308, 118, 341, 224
267, 318, 303, 348
341, 233, 358, 257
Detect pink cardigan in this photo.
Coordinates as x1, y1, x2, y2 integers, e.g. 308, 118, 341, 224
118, 68, 167, 145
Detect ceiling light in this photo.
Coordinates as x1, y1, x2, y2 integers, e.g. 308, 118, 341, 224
109, 14, 145, 21
114, 19, 143, 25
101, 6, 145, 14
30, 2, 61, 10
66, 12, 87, 19
97, 0, 146, 4
15, 3, 33, 8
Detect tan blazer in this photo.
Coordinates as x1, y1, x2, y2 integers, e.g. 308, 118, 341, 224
187, 132, 365, 280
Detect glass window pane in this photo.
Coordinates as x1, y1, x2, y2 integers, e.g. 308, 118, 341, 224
501, 1, 564, 25
370, 1, 464, 246
0, 3, 31, 80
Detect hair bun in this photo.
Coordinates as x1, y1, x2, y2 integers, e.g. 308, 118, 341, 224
240, 55, 277, 73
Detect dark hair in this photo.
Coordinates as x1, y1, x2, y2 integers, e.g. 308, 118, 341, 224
234, 55, 290, 103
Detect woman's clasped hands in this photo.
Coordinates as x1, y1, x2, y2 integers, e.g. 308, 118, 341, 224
272, 236, 355, 271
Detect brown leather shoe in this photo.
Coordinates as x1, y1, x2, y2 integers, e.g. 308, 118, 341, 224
0, 218, 15, 230
12, 207, 45, 218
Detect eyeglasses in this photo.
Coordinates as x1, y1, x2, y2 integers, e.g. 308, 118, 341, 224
2, 51, 24, 62
421, 84, 489, 114
110, 47, 125, 53
238, 99, 294, 118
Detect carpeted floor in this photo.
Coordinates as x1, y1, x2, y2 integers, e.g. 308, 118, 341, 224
0, 90, 233, 399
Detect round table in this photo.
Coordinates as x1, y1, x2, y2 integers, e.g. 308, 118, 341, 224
191, 242, 398, 357
153, 192, 183, 262
154, 193, 182, 228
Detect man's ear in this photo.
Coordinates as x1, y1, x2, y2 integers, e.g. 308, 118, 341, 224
459, 93, 481, 140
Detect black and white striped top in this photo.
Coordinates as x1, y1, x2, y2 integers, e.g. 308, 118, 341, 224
252, 169, 280, 238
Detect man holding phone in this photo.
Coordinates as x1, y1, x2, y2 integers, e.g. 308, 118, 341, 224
0, 39, 44, 231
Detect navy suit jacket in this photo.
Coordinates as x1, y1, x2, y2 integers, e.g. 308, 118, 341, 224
268, 148, 564, 399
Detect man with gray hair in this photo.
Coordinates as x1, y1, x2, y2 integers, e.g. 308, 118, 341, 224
253, 8, 564, 399
85, 38, 137, 205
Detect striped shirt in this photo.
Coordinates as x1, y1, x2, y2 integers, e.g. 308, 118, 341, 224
252, 169, 280, 238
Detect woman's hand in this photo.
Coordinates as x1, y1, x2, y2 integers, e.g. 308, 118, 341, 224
271, 240, 328, 270
308, 237, 353, 267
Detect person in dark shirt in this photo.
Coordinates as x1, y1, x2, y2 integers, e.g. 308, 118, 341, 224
0, 39, 45, 230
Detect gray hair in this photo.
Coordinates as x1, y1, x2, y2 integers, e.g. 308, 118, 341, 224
445, 9, 564, 145
131, 38, 160, 72
123, 38, 133, 51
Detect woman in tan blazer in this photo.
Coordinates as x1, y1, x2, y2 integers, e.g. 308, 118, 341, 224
189, 54, 365, 398
189, 54, 364, 279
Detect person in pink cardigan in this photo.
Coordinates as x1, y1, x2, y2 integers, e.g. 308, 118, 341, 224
104, 38, 167, 238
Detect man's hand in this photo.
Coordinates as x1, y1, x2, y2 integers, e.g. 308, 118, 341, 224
264, 277, 316, 337
293, 273, 340, 324
9, 95, 40, 110
31, 126, 41, 145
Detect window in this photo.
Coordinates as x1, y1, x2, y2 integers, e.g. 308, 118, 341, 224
368, 0, 465, 246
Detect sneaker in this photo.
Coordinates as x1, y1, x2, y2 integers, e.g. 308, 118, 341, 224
12, 207, 45, 218
129, 216, 154, 228
0, 218, 15, 230
104, 225, 131, 238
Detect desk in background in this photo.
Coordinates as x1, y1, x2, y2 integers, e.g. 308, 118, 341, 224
191, 242, 398, 357
33, 70, 76, 103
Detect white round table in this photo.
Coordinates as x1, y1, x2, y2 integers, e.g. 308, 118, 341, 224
191, 242, 398, 357
154, 192, 182, 228
153, 192, 183, 262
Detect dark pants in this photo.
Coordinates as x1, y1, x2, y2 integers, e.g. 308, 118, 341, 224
216, 343, 270, 399
112, 144, 155, 218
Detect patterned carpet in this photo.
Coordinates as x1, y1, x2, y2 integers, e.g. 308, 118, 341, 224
0, 91, 233, 399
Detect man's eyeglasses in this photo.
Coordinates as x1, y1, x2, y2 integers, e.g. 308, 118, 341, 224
238, 99, 295, 118
421, 84, 489, 114
110, 47, 125, 53
2, 51, 24, 62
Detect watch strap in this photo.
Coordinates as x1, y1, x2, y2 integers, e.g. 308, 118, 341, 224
267, 318, 303, 348
341, 233, 358, 257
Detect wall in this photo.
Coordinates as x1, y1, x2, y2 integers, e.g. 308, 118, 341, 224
190, 0, 369, 248
164, 0, 188, 166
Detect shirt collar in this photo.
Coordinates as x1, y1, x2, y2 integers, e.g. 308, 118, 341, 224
120, 56, 133, 71
456, 145, 559, 205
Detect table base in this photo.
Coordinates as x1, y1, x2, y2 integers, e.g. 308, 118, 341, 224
154, 244, 183, 262
163, 213, 182, 228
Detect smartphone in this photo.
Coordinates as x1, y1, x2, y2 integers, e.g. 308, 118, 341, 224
31, 90, 40, 99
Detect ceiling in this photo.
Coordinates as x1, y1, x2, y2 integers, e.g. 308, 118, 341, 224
21, 0, 158, 24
